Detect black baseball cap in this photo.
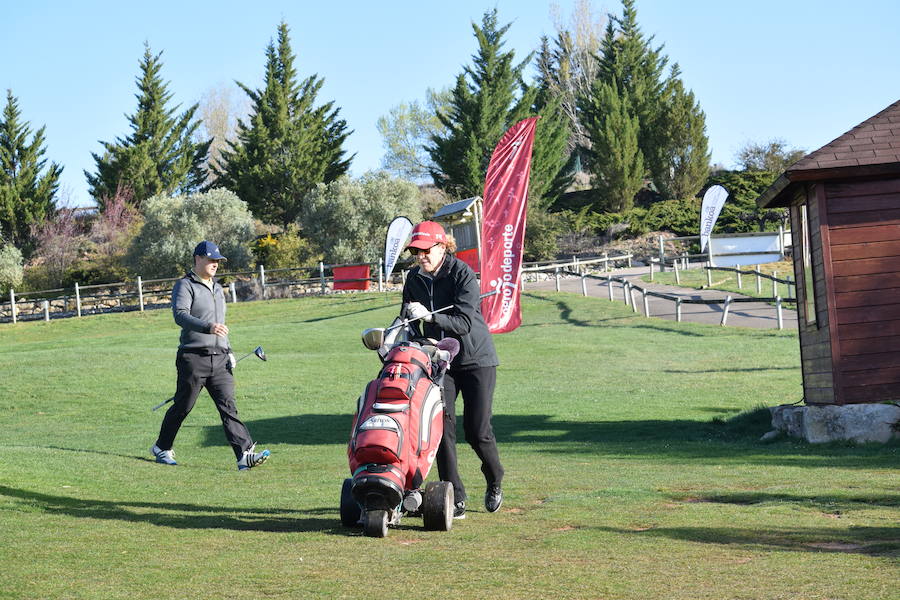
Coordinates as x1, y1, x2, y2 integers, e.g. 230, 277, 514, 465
193, 241, 227, 261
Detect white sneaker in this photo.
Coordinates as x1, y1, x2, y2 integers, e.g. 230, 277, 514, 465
151, 445, 177, 465
237, 444, 270, 471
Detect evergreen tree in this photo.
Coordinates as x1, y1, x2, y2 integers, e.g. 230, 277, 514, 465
86, 44, 210, 209
0, 89, 62, 257
581, 0, 710, 204
429, 10, 571, 207
531, 38, 574, 208
580, 80, 644, 211
659, 71, 710, 199
216, 21, 352, 227
428, 10, 535, 199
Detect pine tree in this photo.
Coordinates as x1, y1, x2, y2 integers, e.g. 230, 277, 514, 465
0, 89, 62, 257
580, 80, 644, 211
428, 10, 572, 206
216, 21, 352, 227
86, 44, 210, 209
531, 38, 574, 208
581, 0, 710, 205
659, 71, 710, 199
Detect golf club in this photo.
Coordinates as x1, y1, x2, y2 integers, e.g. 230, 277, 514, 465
386, 289, 500, 334
151, 345, 267, 411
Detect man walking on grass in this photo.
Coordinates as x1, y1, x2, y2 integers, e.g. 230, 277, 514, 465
150, 241, 270, 471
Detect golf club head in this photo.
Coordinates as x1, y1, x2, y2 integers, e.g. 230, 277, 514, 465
253, 346, 267, 361
361, 328, 385, 351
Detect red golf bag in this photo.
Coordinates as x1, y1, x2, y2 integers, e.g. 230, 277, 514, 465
342, 328, 458, 537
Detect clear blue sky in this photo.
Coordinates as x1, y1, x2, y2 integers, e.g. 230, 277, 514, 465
4, 0, 900, 208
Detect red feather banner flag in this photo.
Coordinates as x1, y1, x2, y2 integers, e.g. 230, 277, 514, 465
479, 116, 539, 333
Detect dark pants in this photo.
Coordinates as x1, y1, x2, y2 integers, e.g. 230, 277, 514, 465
436, 366, 504, 503
156, 352, 253, 460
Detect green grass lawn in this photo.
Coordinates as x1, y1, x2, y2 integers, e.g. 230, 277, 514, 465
645, 260, 798, 300
1, 292, 896, 600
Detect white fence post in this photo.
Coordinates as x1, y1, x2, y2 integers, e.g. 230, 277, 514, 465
555, 268, 561, 292
607, 277, 613, 301
673, 260, 680, 285
772, 271, 778, 297
776, 295, 783, 330
259, 265, 267, 299
43, 300, 50, 321
721, 296, 733, 326
756, 265, 762, 294
604, 252, 609, 272
630, 286, 638, 313
649, 260, 654, 281
658, 236, 665, 272
642, 291, 650, 317
735, 265, 742, 289
73, 283, 81, 317
9, 289, 15, 324
319, 262, 326, 294
675, 298, 682, 322
581, 273, 587, 296
378, 258, 384, 293
230, 282, 237, 303
137, 276, 145, 312
706, 267, 712, 287
622, 281, 630, 307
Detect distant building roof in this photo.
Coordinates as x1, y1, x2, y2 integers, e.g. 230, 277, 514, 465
758, 99, 900, 207
432, 196, 480, 220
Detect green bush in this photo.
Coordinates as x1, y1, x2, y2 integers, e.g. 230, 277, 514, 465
627, 197, 700, 237
0, 244, 24, 293
524, 207, 564, 261
126, 188, 255, 278
252, 225, 322, 269
299, 172, 423, 264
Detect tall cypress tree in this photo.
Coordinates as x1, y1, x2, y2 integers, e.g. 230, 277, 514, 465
86, 44, 210, 209
0, 90, 62, 256
216, 21, 352, 227
428, 10, 535, 199
582, 0, 710, 205
659, 69, 710, 199
532, 38, 574, 209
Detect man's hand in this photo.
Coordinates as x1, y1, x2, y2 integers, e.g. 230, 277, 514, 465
406, 302, 433, 322
210, 323, 229, 337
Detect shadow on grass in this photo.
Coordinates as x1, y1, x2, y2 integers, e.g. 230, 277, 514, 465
0, 484, 345, 534
669, 491, 900, 510
200, 411, 899, 469
596, 524, 900, 556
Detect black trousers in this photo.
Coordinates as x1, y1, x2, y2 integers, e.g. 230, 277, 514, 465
436, 366, 504, 503
156, 352, 253, 460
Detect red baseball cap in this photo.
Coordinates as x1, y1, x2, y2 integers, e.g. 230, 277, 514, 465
406, 221, 447, 250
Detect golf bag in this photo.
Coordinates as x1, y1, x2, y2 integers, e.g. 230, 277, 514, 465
348, 341, 445, 511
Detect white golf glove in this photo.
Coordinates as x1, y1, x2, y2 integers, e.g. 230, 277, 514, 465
406, 301, 433, 322
228, 352, 237, 369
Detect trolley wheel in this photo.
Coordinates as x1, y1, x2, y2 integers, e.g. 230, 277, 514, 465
422, 481, 453, 531
363, 509, 389, 537
339, 478, 361, 527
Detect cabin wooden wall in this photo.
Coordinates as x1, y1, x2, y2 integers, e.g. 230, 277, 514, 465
823, 177, 900, 404
793, 185, 835, 403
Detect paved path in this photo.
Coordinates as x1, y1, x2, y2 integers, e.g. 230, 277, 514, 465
524, 265, 797, 330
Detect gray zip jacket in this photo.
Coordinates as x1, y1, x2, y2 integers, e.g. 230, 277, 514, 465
172, 271, 230, 353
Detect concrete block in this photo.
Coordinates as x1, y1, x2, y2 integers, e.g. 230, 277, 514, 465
770, 403, 900, 444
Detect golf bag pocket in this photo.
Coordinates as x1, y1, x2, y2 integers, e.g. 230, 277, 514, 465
376, 345, 432, 400
353, 414, 405, 464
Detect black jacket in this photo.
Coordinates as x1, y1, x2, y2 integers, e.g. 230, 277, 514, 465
402, 254, 498, 370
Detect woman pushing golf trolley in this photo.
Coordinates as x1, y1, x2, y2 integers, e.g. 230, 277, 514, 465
341, 290, 497, 538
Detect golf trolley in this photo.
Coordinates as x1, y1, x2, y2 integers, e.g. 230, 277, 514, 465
340, 314, 459, 537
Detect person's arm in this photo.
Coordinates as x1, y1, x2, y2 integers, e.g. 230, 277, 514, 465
172, 279, 210, 333
431, 267, 476, 335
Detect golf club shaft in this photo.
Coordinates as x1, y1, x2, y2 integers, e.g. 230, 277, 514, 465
388, 290, 501, 333
152, 397, 174, 411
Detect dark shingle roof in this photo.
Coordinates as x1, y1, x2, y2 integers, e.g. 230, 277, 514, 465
789, 99, 900, 171
758, 99, 900, 207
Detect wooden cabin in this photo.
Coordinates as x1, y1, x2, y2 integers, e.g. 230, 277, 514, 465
757, 99, 900, 405
432, 196, 482, 272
